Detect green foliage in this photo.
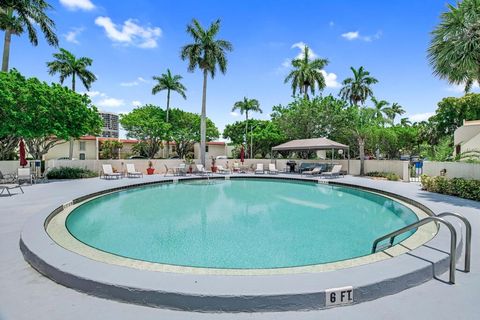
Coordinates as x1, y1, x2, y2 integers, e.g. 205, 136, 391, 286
284, 46, 329, 99
46, 167, 98, 179
428, 0, 480, 92
120, 105, 170, 158
131, 141, 150, 158
100, 140, 123, 159
47, 48, 96, 91
366, 171, 400, 181
421, 175, 480, 201
0, 69, 102, 159
152, 69, 187, 122
419, 136, 454, 161
339, 66, 378, 106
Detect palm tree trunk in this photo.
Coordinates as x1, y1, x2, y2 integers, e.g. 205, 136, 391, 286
304, 84, 309, 100
166, 89, 170, 158
245, 112, 248, 158
200, 69, 208, 166
69, 74, 76, 160
358, 137, 365, 176
2, 29, 12, 72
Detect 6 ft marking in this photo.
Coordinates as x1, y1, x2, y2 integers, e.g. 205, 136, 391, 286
325, 286, 354, 307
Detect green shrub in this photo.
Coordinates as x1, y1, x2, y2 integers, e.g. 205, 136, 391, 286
46, 167, 98, 179
366, 171, 400, 181
420, 175, 480, 201
386, 173, 400, 181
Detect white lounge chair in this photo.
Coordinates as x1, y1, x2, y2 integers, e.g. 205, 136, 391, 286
126, 163, 143, 178
0, 170, 16, 183
217, 165, 231, 174
101, 164, 122, 179
302, 167, 322, 176
268, 163, 279, 174
164, 164, 176, 177
233, 162, 241, 173
254, 163, 264, 174
0, 183, 24, 196
178, 163, 187, 176
17, 168, 33, 184
196, 164, 212, 176
320, 165, 343, 178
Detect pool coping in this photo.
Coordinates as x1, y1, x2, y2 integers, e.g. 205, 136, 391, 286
20, 175, 463, 312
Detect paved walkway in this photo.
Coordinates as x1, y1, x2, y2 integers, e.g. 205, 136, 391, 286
0, 174, 478, 320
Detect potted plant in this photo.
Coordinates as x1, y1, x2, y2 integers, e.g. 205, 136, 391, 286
185, 156, 194, 173
146, 160, 155, 175
211, 157, 217, 173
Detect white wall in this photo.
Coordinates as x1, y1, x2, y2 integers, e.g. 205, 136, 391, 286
0, 161, 22, 175
423, 161, 480, 180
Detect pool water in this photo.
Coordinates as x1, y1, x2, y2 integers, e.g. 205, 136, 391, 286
66, 179, 418, 269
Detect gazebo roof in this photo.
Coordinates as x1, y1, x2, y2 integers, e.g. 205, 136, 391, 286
272, 138, 348, 151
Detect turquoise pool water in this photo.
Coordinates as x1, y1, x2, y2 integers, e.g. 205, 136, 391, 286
66, 179, 419, 269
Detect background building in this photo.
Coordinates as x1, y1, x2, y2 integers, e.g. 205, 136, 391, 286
99, 111, 119, 138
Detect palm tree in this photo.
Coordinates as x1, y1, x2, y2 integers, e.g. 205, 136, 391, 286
428, 0, 480, 93
180, 18, 233, 166
47, 48, 96, 159
339, 66, 378, 106
231, 97, 262, 157
284, 46, 329, 99
152, 69, 187, 123
384, 102, 406, 123
1, 0, 58, 71
371, 96, 390, 124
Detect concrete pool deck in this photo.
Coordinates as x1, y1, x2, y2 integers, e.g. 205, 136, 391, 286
0, 174, 478, 319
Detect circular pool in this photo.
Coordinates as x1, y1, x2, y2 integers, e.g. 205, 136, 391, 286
65, 178, 419, 269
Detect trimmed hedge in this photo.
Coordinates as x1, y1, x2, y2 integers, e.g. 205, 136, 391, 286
420, 175, 480, 201
46, 167, 98, 179
365, 171, 400, 181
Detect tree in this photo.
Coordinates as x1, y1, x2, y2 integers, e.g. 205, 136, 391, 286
169, 108, 219, 159
339, 66, 378, 106
120, 105, 170, 158
370, 96, 390, 125
0, 0, 58, 71
152, 69, 187, 123
284, 46, 329, 99
428, 0, 480, 93
100, 140, 123, 159
0, 69, 102, 159
384, 102, 406, 123
180, 18, 233, 166
47, 48, 96, 159
231, 97, 262, 156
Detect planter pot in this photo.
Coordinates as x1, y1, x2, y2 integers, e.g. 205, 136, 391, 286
211, 166, 217, 173
146, 168, 155, 175
188, 166, 193, 173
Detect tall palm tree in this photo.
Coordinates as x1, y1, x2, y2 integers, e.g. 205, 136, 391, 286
231, 97, 262, 156
339, 66, 378, 106
1, 0, 58, 71
180, 18, 233, 166
371, 96, 390, 124
284, 46, 329, 99
384, 102, 406, 123
428, 0, 480, 93
152, 69, 187, 123
47, 48, 96, 159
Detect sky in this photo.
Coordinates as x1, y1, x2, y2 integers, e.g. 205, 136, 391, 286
12, 0, 480, 138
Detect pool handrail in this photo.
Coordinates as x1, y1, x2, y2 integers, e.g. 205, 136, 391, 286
371, 216, 457, 284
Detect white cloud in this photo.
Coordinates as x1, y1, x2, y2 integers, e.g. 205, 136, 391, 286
64, 27, 84, 44
132, 100, 142, 107
60, 0, 95, 11
95, 16, 162, 49
97, 98, 125, 108
408, 112, 434, 123
82, 91, 106, 98
320, 70, 341, 88
120, 77, 149, 87
230, 111, 239, 117
291, 42, 318, 59
341, 30, 382, 42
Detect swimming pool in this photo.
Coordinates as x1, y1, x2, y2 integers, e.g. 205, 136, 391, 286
65, 178, 419, 269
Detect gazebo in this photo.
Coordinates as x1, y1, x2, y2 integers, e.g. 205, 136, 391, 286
271, 137, 350, 173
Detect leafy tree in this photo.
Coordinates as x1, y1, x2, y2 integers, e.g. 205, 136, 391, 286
152, 69, 187, 123
100, 140, 123, 159
180, 18, 233, 166
384, 102, 406, 122
0, 70, 102, 159
339, 66, 378, 106
370, 96, 390, 125
131, 141, 150, 158
284, 46, 329, 99
231, 97, 262, 152
0, 0, 58, 71
169, 108, 219, 159
428, 0, 480, 93
120, 105, 170, 158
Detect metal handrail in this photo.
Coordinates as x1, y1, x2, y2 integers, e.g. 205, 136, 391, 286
371, 216, 458, 284
437, 212, 472, 273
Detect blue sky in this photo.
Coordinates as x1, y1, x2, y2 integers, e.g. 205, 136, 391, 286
12, 0, 479, 138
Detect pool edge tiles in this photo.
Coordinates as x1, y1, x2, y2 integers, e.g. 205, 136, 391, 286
45, 179, 437, 276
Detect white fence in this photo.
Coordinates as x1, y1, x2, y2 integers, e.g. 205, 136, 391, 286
423, 161, 480, 180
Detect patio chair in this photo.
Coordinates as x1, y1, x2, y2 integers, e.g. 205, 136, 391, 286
164, 164, 176, 177
0, 170, 16, 183
17, 168, 33, 185
101, 164, 122, 179
196, 164, 212, 176
0, 183, 24, 196
233, 162, 240, 173
126, 163, 143, 178
36, 167, 52, 183
302, 166, 322, 176
217, 165, 231, 174
254, 163, 264, 174
268, 163, 279, 174
320, 165, 343, 179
